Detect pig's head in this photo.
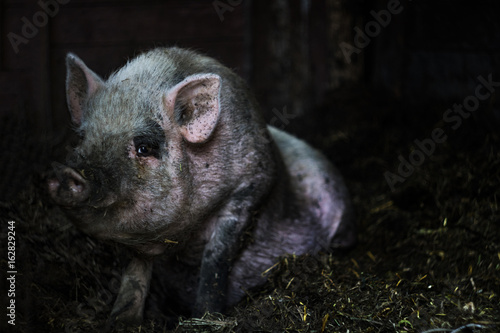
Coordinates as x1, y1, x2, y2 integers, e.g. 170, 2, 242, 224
48, 53, 222, 253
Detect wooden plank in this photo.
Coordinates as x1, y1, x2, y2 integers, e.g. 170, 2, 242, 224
3, 7, 43, 69
0, 72, 25, 116
0, 0, 3, 67
3, 3, 53, 134
3, 0, 205, 6
3, 0, 248, 136
51, 3, 244, 45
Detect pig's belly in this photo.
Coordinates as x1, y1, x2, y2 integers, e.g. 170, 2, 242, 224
268, 126, 354, 248
225, 126, 355, 305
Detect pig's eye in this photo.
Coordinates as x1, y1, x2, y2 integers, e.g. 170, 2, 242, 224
134, 136, 160, 158
137, 144, 153, 156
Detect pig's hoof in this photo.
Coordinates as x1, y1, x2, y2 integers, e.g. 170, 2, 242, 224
104, 314, 141, 333
192, 300, 225, 318
108, 300, 144, 326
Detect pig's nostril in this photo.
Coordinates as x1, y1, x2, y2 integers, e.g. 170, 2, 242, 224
48, 166, 90, 205
62, 168, 89, 198
47, 178, 60, 191
68, 177, 85, 193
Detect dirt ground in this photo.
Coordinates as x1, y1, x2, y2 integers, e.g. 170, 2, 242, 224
1, 86, 499, 332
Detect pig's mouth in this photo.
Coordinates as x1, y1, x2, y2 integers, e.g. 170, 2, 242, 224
48, 163, 182, 255
101, 232, 170, 255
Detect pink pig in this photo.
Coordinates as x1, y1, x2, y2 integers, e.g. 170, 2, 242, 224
48, 47, 355, 324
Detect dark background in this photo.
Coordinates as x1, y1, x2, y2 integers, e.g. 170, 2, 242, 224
1, 0, 499, 198
1, 2, 500, 332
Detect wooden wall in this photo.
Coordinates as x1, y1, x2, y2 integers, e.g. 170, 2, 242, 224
370, 0, 500, 102
1, 0, 249, 134
1, 0, 499, 200
0, 0, 249, 200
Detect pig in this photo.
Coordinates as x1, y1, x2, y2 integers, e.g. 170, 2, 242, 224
47, 47, 355, 324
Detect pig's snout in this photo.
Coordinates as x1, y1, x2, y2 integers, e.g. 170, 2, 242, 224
48, 166, 90, 207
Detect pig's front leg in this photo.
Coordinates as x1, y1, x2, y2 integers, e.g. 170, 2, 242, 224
108, 255, 153, 325
193, 203, 251, 316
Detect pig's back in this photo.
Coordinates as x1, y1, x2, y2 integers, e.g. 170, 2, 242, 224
268, 126, 355, 250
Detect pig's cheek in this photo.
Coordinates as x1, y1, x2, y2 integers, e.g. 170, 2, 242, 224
127, 142, 136, 159
140, 157, 160, 169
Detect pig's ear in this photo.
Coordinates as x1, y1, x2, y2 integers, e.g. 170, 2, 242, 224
66, 53, 104, 126
164, 74, 221, 144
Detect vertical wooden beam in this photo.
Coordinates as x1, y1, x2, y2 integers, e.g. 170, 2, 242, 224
326, 0, 365, 90
33, 2, 52, 137
0, 0, 4, 69
250, 0, 313, 120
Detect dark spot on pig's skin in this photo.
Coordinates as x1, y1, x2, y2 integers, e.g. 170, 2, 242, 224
204, 249, 214, 258
232, 183, 255, 202
232, 207, 243, 217
205, 163, 209, 168
325, 177, 330, 184
296, 174, 304, 182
